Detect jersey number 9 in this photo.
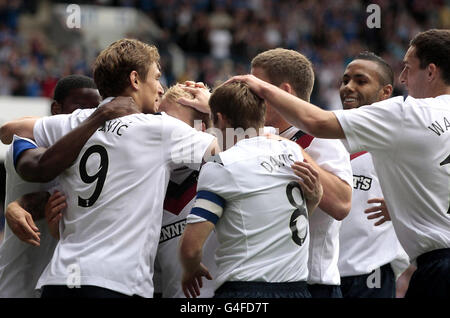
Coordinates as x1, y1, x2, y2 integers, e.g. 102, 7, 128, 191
78, 145, 109, 208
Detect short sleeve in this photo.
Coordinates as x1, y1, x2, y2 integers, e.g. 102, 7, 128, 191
33, 113, 73, 147
161, 114, 214, 169
12, 135, 37, 168
187, 162, 237, 225
333, 96, 404, 154
307, 138, 353, 187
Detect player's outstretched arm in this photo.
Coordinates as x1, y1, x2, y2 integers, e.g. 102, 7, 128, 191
16, 97, 140, 182
0, 117, 40, 145
179, 221, 214, 298
226, 75, 345, 139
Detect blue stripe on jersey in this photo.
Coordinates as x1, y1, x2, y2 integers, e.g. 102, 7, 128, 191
196, 190, 225, 208
13, 138, 37, 168
190, 207, 219, 224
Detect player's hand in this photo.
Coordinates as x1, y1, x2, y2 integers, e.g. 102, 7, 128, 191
45, 191, 66, 240
364, 197, 391, 226
224, 74, 268, 98
178, 82, 211, 114
291, 159, 323, 212
100, 96, 140, 120
5, 200, 41, 246
181, 262, 212, 298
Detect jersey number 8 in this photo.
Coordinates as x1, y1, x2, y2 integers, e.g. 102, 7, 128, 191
287, 181, 309, 246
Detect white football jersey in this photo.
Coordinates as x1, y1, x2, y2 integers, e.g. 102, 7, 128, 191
338, 151, 409, 277
0, 136, 57, 297
33, 102, 214, 297
334, 95, 450, 262
154, 167, 218, 298
281, 127, 353, 286
187, 136, 310, 290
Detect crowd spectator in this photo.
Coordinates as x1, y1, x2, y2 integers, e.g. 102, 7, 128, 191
0, 0, 448, 109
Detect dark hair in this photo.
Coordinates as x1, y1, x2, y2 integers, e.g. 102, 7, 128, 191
209, 82, 265, 130
93, 38, 160, 98
53, 75, 97, 104
410, 29, 450, 85
354, 51, 394, 86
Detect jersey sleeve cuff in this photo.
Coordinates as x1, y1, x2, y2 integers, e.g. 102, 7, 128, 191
13, 137, 37, 168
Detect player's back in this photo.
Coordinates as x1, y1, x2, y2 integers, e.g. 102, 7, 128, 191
34, 106, 213, 297
196, 136, 309, 288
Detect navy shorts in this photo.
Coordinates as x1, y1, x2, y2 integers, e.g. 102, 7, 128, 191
41, 285, 138, 298
307, 284, 343, 298
405, 248, 450, 298
340, 263, 396, 298
214, 281, 311, 298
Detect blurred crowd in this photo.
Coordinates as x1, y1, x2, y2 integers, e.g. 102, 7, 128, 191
0, 0, 449, 108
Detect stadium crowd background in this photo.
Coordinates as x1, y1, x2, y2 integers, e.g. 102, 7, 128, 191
0, 0, 449, 239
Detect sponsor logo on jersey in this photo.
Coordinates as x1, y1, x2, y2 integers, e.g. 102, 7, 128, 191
353, 175, 373, 191
159, 219, 187, 243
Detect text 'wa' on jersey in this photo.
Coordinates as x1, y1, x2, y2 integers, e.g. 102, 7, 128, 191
0, 135, 57, 297
32, 100, 214, 297
338, 151, 409, 277
333, 94, 450, 262
282, 127, 353, 286
187, 136, 310, 290
153, 167, 219, 298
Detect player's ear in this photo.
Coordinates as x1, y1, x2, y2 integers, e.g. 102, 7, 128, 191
51, 101, 62, 115
381, 84, 393, 100
427, 63, 437, 82
279, 82, 294, 95
129, 71, 139, 90
215, 112, 229, 130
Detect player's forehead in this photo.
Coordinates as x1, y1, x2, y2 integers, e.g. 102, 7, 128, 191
148, 61, 161, 77
403, 46, 417, 65
344, 59, 380, 79
65, 88, 100, 102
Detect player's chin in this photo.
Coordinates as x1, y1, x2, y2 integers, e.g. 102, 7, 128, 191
342, 100, 360, 109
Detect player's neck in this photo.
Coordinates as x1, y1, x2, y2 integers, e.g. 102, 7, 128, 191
271, 120, 291, 135
427, 82, 450, 98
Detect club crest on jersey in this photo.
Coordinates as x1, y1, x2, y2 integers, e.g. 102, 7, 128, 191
353, 175, 373, 191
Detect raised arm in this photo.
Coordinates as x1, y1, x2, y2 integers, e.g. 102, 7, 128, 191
0, 117, 39, 145
226, 75, 345, 139
16, 97, 139, 182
